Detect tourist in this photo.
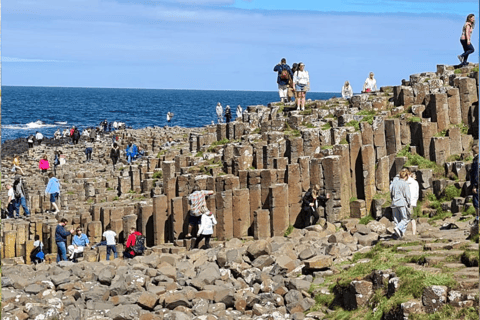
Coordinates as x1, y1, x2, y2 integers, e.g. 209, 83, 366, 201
110, 142, 121, 169
31, 235, 45, 264
390, 169, 411, 239
55, 218, 74, 263
273, 58, 294, 104
167, 112, 174, 123
293, 62, 310, 111
39, 155, 50, 173
123, 227, 143, 259
113, 121, 118, 131
70, 126, 75, 138
103, 225, 118, 260
82, 128, 90, 138
63, 128, 70, 138
191, 209, 217, 250
458, 14, 475, 66
341, 81, 353, 99
302, 185, 330, 227
470, 145, 479, 216
108, 121, 112, 132
45, 172, 61, 214
85, 139, 94, 162
71, 127, 80, 145
5, 184, 15, 219
12, 155, 25, 175
216, 103, 223, 123
225, 105, 232, 123
362, 72, 377, 93
89, 127, 96, 142
27, 134, 35, 148
102, 119, 108, 132
407, 171, 419, 235
35, 131, 44, 145
236, 105, 243, 120
186, 187, 214, 238
54, 129, 61, 140
53, 151, 60, 175
12, 175, 31, 219
289, 62, 299, 104
68, 228, 90, 262
125, 142, 138, 164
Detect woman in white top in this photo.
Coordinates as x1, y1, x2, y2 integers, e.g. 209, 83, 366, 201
236, 105, 243, 120
216, 103, 223, 123
341, 81, 353, 99
293, 62, 310, 111
407, 171, 419, 235
362, 72, 377, 93
191, 210, 217, 249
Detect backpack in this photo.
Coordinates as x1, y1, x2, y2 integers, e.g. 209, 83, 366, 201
131, 234, 146, 255
280, 68, 289, 80
13, 180, 23, 199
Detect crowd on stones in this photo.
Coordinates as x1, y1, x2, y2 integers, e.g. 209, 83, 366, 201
215, 103, 245, 124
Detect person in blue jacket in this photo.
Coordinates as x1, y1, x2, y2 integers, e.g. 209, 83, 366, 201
45, 172, 61, 214
126, 142, 138, 164
55, 218, 74, 263
273, 58, 293, 104
68, 227, 90, 262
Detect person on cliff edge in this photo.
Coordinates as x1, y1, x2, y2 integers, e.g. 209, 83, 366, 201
274, 58, 294, 104
302, 185, 330, 227
216, 103, 223, 123
362, 72, 377, 93
293, 62, 310, 111
458, 14, 475, 67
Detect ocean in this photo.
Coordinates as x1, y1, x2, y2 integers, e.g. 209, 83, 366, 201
1, 86, 339, 143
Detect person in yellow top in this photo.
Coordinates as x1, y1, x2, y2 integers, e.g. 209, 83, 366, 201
458, 14, 475, 66
12, 155, 25, 175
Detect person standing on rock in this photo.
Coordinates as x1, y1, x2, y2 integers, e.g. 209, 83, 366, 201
458, 14, 475, 66
31, 235, 45, 264
103, 225, 118, 260
390, 169, 411, 239
27, 134, 35, 148
110, 142, 121, 169
56, 218, 74, 263
362, 72, 377, 93
39, 155, 50, 174
187, 188, 214, 238
341, 81, 353, 99
68, 227, 90, 262
45, 172, 61, 214
72, 127, 80, 145
236, 105, 243, 120
12, 175, 31, 219
273, 58, 294, 104
124, 227, 143, 259
302, 185, 330, 227
407, 171, 419, 236
216, 103, 223, 124
293, 62, 310, 111
85, 139, 94, 162
191, 209, 217, 250
225, 105, 232, 123
89, 127, 96, 142
5, 184, 16, 219
35, 131, 44, 145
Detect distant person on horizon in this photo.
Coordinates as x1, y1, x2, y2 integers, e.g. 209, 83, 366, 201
72, 127, 80, 145
89, 127, 96, 142
225, 105, 232, 123
273, 58, 294, 104
113, 121, 118, 131
236, 105, 242, 120
341, 81, 353, 99
458, 14, 475, 66
216, 103, 223, 123
362, 72, 377, 93
167, 112, 174, 123
63, 129, 70, 138
35, 131, 44, 145
293, 62, 310, 111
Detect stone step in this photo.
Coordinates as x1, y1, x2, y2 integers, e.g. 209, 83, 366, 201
401, 263, 442, 274
424, 256, 447, 266
396, 245, 423, 252
443, 263, 467, 269
453, 267, 479, 279
424, 241, 470, 251
453, 278, 479, 291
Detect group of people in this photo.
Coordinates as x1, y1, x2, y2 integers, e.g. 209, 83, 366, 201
27, 132, 44, 148
273, 58, 310, 111
215, 104, 243, 124
340, 72, 378, 99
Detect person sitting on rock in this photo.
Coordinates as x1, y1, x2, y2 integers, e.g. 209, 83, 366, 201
124, 227, 142, 259
362, 72, 377, 93
302, 184, 330, 227
68, 227, 90, 262
187, 187, 214, 238
341, 81, 353, 99
191, 208, 217, 250
31, 235, 45, 264
125, 142, 138, 164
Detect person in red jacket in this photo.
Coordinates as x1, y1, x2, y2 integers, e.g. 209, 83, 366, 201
123, 227, 142, 259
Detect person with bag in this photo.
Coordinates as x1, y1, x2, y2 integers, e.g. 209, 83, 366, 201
124, 227, 144, 259
187, 188, 214, 238
293, 62, 310, 111
273, 58, 294, 104
191, 209, 217, 250
31, 235, 45, 264
13, 175, 31, 219
390, 169, 411, 239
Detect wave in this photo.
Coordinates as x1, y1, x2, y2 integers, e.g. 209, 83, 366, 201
2, 121, 61, 130
54, 121, 68, 125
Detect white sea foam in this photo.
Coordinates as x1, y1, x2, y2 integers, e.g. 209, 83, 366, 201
2, 121, 59, 130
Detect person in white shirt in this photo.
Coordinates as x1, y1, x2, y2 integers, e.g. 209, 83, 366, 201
191, 210, 217, 249
362, 72, 377, 93
407, 171, 419, 235
341, 81, 353, 99
215, 103, 223, 123
293, 62, 310, 111
236, 105, 243, 120
31, 235, 45, 264
102, 225, 118, 260
35, 131, 44, 145
5, 184, 15, 219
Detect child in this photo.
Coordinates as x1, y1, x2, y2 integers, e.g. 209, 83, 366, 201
31, 235, 45, 264
407, 171, 419, 235
191, 208, 217, 249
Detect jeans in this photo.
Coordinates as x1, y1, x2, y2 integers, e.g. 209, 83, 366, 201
107, 245, 118, 260
15, 197, 30, 217
473, 192, 478, 209
123, 250, 135, 259
7, 202, 15, 218
127, 155, 133, 164
304, 207, 320, 228
392, 206, 409, 235
85, 148, 93, 161
460, 39, 475, 63
56, 241, 68, 262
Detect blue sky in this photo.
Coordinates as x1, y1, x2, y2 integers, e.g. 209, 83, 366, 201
2, 0, 478, 92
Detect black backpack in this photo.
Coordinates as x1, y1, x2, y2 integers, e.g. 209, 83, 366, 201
13, 180, 23, 199
131, 234, 146, 255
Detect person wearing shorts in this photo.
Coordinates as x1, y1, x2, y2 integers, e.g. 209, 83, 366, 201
187, 188, 214, 238
293, 62, 310, 111
45, 172, 61, 214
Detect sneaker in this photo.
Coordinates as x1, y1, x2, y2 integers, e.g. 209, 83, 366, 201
394, 227, 402, 238
457, 55, 464, 63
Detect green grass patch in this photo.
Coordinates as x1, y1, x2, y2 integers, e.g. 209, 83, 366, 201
152, 171, 163, 180
397, 145, 443, 176
410, 305, 478, 320
321, 123, 332, 130
408, 116, 422, 123
113, 196, 119, 201
325, 113, 336, 119
443, 185, 461, 201
453, 122, 469, 135
361, 115, 374, 125
462, 205, 476, 216
252, 128, 261, 134
321, 145, 333, 150
446, 154, 462, 162
345, 120, 360, 131
207, 138, 230, 152
340, 139, 349, 145
156, 150, 167, 158
358, 215, 374, 225
67, 191, 74, 195
284, 225, 294, 237
434, 130, 447, 137
195, 151, 204, 158
473, 66, 479, 72
302, 122, 316, 128
454, 68, 463, 74
357, 110, 376, 116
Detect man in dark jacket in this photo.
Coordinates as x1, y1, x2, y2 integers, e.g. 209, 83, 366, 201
273, 58, 293, 104
302, 185, 330, 227
56, 218, 74, 263
470, 145, 479, 214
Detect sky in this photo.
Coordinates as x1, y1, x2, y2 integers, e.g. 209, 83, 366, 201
2, 0, 479, 92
